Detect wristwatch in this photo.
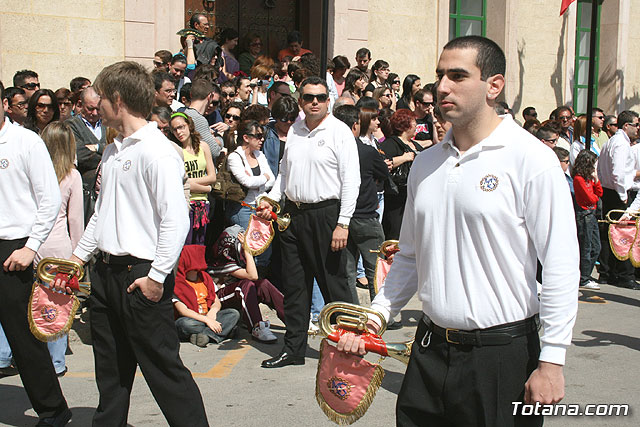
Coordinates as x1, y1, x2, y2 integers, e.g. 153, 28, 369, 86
337, 223, 349, 230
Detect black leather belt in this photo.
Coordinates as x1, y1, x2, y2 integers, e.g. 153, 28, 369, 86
422, 315, 539, 346
100, 252, 150, 265
287, 199, 339, 210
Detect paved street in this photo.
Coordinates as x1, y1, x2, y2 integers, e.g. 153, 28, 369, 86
0, 284, 638, 426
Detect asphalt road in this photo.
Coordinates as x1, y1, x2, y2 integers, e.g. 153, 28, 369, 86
0, 284, 638, 426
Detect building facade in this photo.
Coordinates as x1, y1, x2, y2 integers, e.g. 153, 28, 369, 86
1, 0, 638, 119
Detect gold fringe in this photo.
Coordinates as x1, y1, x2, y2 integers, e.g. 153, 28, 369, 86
315, 339, 385, 425
608, 221, 637, 261
28, 282, 79, 343
242, 216, 275, 256
630, 220, 640, 267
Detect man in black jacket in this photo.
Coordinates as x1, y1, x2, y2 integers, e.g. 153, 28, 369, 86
334, 104, 389, 302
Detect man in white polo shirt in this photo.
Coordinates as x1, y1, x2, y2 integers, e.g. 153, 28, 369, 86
338, 36, 579, 426
59, 62, 208, 426
0, 82, 71, 425
258, 76, 360, 368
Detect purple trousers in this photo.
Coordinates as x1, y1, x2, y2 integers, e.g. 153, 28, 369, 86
216, 279, 285, 329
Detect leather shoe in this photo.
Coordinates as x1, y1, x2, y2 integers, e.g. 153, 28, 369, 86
617, 280, 640, 290
261, 352, 305, 368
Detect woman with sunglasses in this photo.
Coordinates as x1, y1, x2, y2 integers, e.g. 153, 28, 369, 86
24, 89, 60, 134
54, 88, 73, 122
264, 95, 299, 176
225, 120, 275, 230
396, 74, 421, 111
169, 112, 217, 245
340, 68, 368, 104
238, 33, 263, 76
364, 59, 390, 97
372, 86, 395, 111
220, 102, 244, 152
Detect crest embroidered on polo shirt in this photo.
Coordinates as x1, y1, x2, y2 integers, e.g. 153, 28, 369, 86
317, 139, 325, 147
480, 174, 499, 192
123, 160, 132, 171
0, 158, 9, 169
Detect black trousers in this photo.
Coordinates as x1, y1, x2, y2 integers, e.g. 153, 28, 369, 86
397, 319, 543, 427
90, 258, 208, 427
600, 187, 634, 283
0, 238, 68, 418
279, 201, 354, 357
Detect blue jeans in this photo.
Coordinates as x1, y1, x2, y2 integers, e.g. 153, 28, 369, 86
0, 322, 66, 373
175, 308, 240, 344
576, 209, 601, 286
310, 279, 325, 322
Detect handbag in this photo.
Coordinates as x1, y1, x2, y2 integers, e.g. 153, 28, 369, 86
211, 151, 248, 203
388, 136, 414, 188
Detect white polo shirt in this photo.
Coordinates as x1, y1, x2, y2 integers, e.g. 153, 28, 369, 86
74, 122, 189, 283
371, 115, 579, 365
598, 129, 633, 201
0, 118, 61, 251
267, 113, 360, 224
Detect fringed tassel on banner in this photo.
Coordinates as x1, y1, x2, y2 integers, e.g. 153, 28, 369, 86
242, 215, 275, 256
608, 221, 637, 261
315, 339, 385, 425
28, 282, 80, 343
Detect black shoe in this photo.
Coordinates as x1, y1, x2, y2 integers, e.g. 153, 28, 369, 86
261, 352, 305, 368
387, 320, 402, 330
36, 407, 72, 426
0, 364, 18, 377
596, 274, 609, 284
616, 280, 640, 290
355, 278, 369, 289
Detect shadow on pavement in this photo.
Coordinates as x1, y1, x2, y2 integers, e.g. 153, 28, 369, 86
0, 384, 109, 426
590, 291, 640, 308
573, 330, 640, 352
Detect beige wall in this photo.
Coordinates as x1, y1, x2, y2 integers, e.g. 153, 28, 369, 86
0, 0, 184, 92
0, 0, 125, 91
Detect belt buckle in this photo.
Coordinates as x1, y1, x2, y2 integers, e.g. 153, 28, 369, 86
294, 201, 302, 209
445, 328, 460, 344
103, 253, 110, 264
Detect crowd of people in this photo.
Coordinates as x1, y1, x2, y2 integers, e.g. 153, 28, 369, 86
0, 11, 637, 426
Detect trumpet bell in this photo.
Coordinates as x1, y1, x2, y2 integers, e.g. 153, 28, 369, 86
276, 213, 291, 231
385, 340, 413, 365
36, 257, 90, 295
317, 302, 388, 337
256, 195, 281, 214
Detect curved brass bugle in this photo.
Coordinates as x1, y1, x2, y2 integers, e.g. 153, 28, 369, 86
256, 195, 281, 214
370, 240, 399, 257
36, 257, 90, 295
276, 213, 291, 231
604, 209, 640, 224
314, 302, 413, 365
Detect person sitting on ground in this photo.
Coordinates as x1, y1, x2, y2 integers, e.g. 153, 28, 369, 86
173, 245, 241, 347
207, 226, 285, 343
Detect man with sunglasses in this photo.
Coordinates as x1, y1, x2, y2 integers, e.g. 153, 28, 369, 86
13, 70, 40, 101
591, 107, 609, 149
259, 76, 360, 368
413, 88, 435, 146
598, 110, 640, 290
183, 79, 221, 160
267, 81, 293, 112
2, 87, 28, 126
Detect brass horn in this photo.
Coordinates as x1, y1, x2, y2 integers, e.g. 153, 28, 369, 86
370, 239, 399, 257
312, 302, 413, 365
600, 209, 640, 224
36, 257, 91, 295
256, 195, 291, 231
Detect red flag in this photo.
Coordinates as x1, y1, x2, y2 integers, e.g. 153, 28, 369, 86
560, 0, 576, 15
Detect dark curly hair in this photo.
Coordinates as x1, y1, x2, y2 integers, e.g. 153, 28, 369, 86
571, 149, 597, 179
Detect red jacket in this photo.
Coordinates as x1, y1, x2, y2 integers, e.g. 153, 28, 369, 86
174, 245, 216, 318
573, 175, 603, 210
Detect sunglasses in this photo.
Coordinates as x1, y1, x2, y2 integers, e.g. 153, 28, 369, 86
10, 100, 28, 109
278, 116, 297, 123
418, 100, 434, 106
246, 132, 265, 140
392, 80, 400, 85
21, 82, 40, 90
209, 100, 220, 107
225, 114, 241, 121
153, 61, 165, 67
35, 102, 53, 111
593, 115, 605, 120
301, 93, 328, 103
221, 92, 235, 98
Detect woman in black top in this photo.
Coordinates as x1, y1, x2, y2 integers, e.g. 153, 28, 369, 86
380, 108, 423, 240
396, 74, 421, 111
364, 59, 390, 96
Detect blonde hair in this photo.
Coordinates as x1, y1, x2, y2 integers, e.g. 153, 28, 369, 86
41, 122, 76, 183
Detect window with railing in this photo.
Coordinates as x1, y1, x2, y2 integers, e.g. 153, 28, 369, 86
573, 0, 602, 115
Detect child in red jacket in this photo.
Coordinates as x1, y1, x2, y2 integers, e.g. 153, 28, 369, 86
572, 150, 603, 290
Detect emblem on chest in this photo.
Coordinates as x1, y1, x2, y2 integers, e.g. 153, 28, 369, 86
479, 174, 499, 192
122, 160, 132, 171
0, 158, 9, 169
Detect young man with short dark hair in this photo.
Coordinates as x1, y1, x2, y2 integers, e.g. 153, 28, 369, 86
339, 36, 579, 426
62, 61, 209, 426
13, 69, 40, 100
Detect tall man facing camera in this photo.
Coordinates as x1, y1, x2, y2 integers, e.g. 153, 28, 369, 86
338, 36, 579, 427
258, 76, 360, 368
59, 62, 208, 426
